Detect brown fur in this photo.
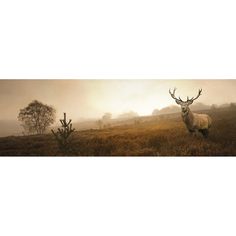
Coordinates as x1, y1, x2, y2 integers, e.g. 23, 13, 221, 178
169, 88, 212, 137
182, 107, 212, 136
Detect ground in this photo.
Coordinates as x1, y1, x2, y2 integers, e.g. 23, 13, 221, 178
0, 107, 235, 156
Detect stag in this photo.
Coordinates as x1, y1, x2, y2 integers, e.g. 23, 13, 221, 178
169, 88, 212, 137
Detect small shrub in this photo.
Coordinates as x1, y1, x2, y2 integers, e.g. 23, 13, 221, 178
51, 113, 75, 155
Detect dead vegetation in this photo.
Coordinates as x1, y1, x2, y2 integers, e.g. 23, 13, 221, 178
0, 107, 235, 156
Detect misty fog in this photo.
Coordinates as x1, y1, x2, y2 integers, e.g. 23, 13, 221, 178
0, 79, 235, 136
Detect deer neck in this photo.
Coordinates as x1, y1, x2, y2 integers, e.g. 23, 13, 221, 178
182, 107, 194, 126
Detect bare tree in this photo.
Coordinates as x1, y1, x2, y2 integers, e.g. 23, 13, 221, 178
96, 119, 103, 129
18, 100, 56, 135
211, 104, 218, 110
102, 112, 112, 121
102, 112, 112, 128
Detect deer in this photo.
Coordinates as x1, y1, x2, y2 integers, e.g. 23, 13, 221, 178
169, 88, 212, 138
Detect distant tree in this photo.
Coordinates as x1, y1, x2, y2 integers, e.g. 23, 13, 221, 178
96, 119, 103, 129
118, 111, 139, 119
211, 104, 218, 110
18, 100, 56, 134
102, 113, 112, 128
102, 112, 112, 121
230, 103, 236, 109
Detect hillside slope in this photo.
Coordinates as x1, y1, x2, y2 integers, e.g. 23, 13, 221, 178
0, 107, 235, 156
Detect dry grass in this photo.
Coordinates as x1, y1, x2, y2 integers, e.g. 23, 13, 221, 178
0, 107, 235, 156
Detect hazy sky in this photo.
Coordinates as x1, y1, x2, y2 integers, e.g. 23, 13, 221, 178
0, 79, 235, 121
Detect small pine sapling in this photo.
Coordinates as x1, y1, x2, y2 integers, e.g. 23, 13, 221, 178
51, 113, 75, 154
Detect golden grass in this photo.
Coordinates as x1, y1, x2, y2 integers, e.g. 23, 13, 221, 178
0, 108, 235, 156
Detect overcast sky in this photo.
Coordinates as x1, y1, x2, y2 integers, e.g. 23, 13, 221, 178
0, 79, 235, 121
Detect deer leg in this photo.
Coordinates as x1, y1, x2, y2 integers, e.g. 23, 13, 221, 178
204, 129, 209, 138
199, 129, 209, 138
188, 129, 195, 136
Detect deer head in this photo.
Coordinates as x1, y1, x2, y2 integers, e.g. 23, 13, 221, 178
169, 88, 202, 114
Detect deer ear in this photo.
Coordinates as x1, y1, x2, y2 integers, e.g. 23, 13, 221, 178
188, 100, 193, 105
175, 100, 181, 105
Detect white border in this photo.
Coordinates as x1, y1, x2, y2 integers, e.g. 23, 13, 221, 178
0, 0, 236, 235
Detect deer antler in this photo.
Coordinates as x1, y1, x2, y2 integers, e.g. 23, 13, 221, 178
169, 88, 184, 104
187, 89, 202, 103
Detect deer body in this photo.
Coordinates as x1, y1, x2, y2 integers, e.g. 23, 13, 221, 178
169, 88, 212, 137
182, 107, 212, 133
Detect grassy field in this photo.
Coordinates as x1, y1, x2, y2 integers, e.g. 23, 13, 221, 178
0, 107, 235, 156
